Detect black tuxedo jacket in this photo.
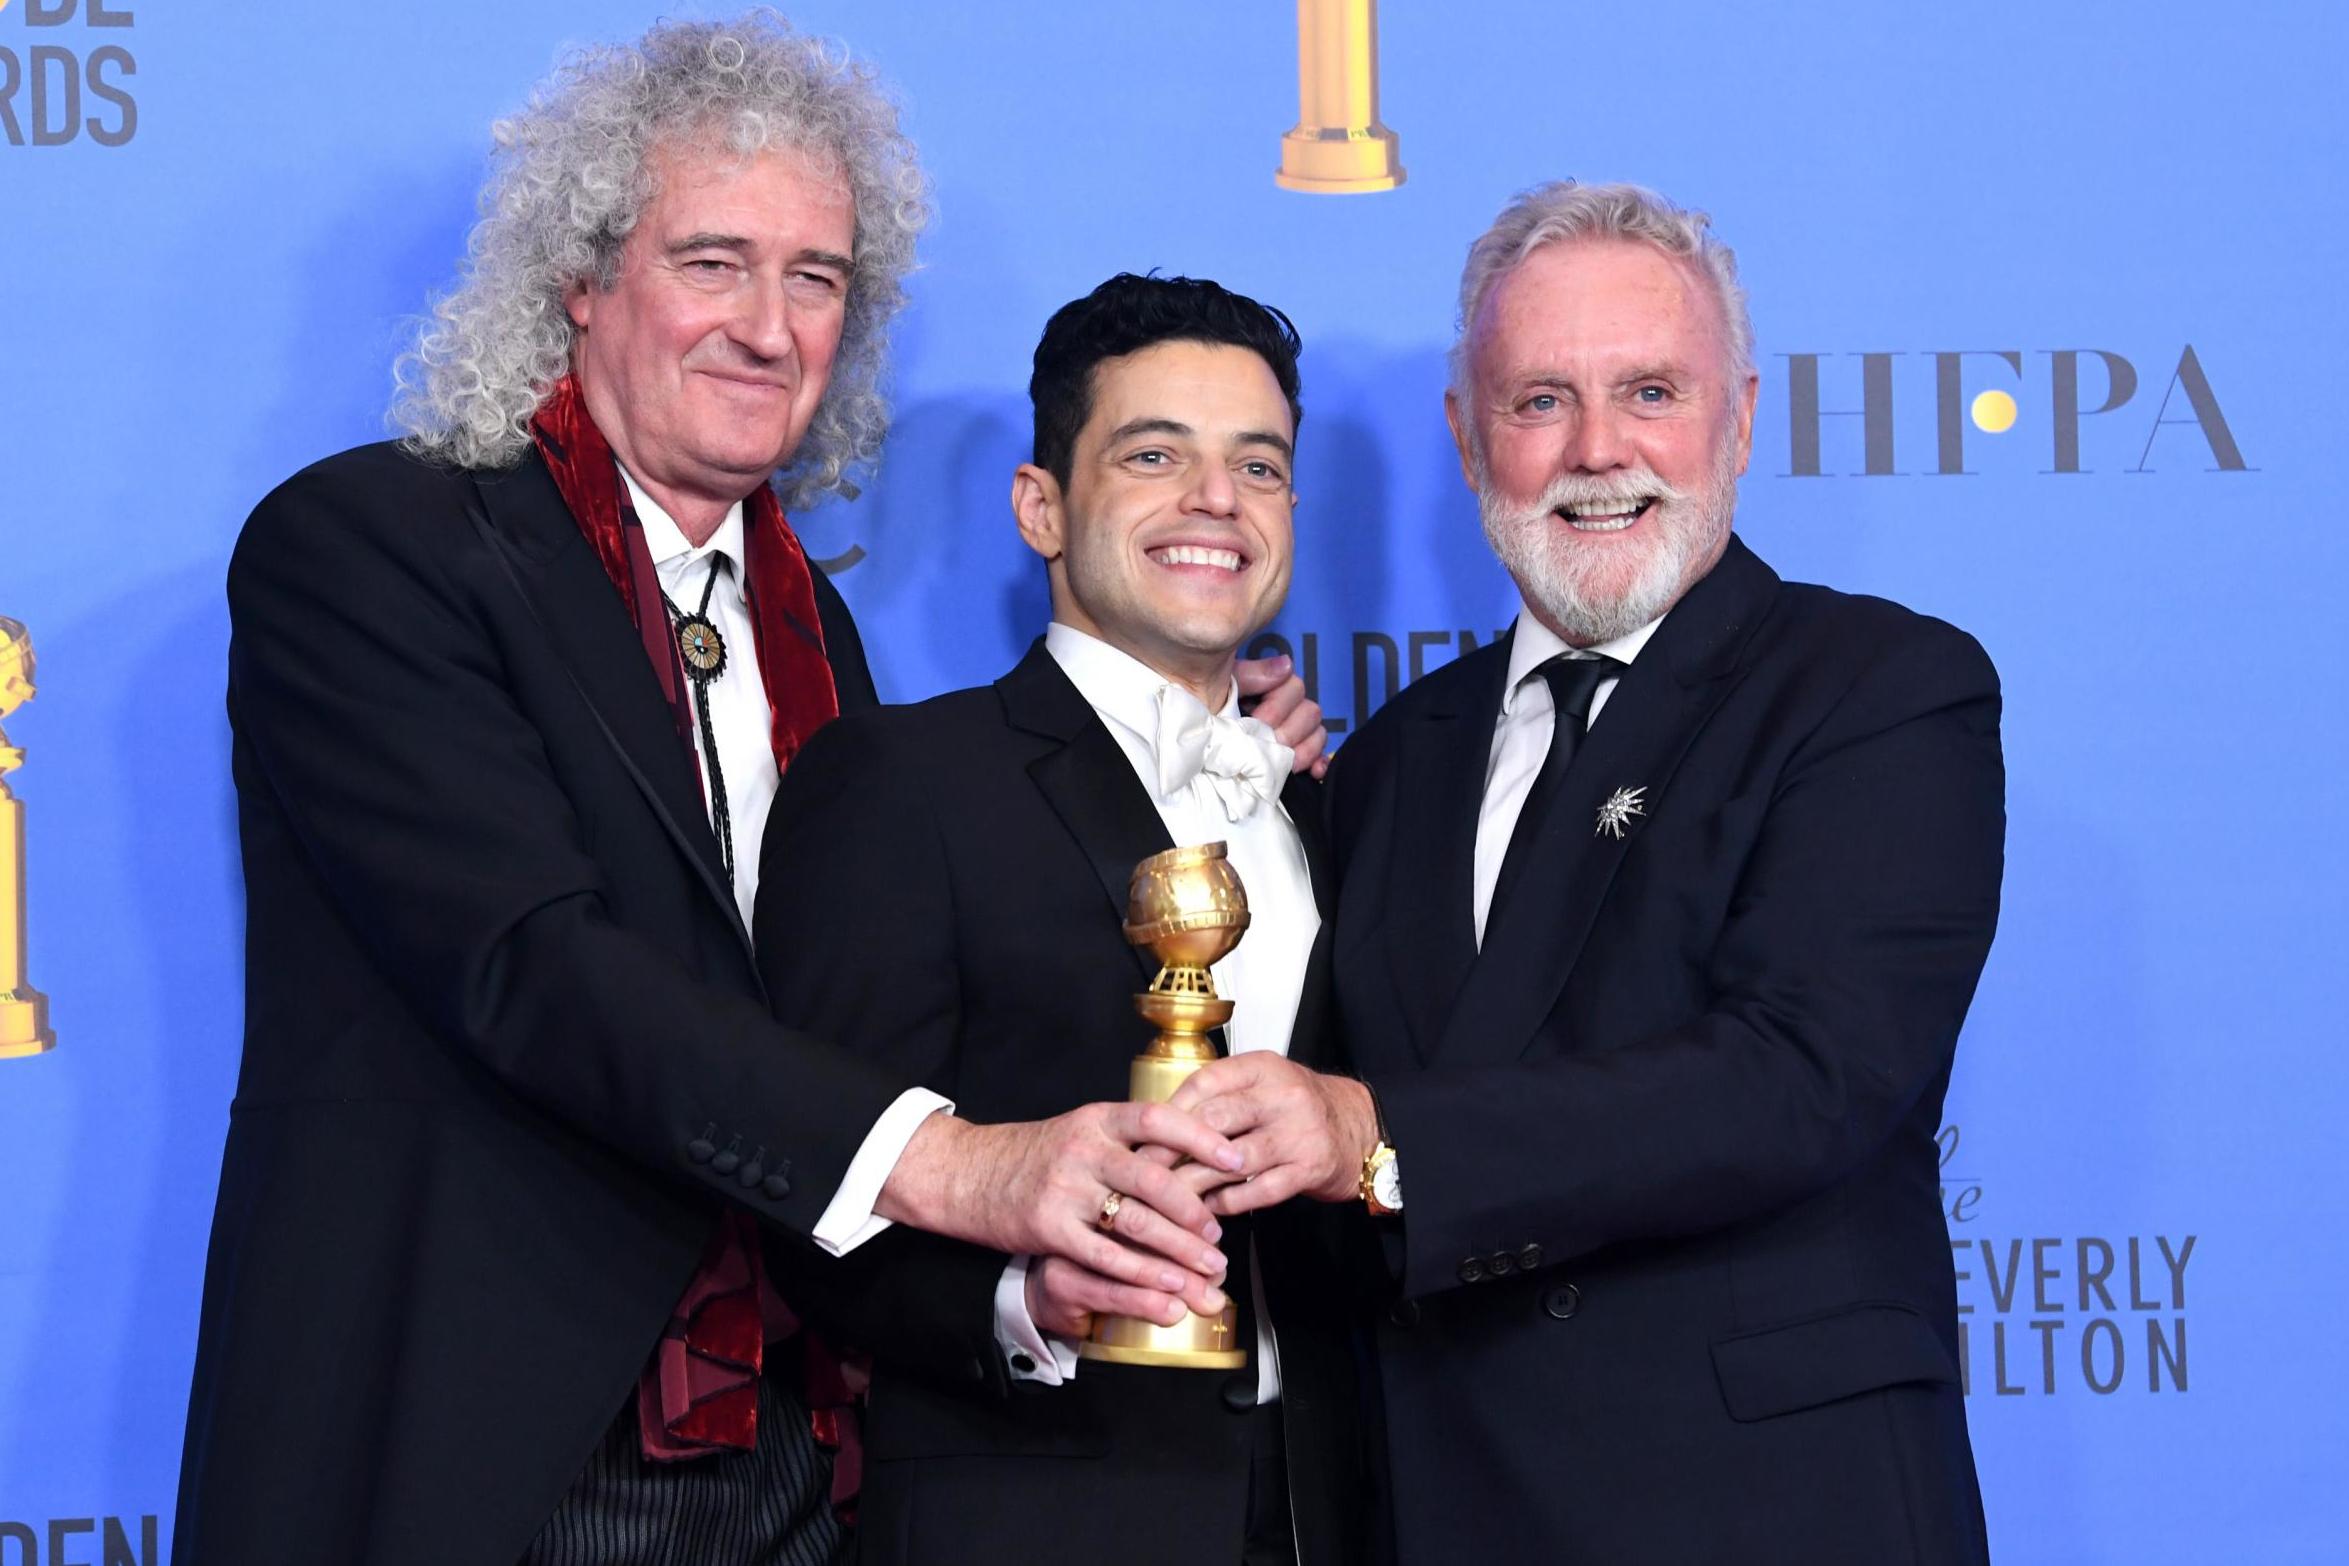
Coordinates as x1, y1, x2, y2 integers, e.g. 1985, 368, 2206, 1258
176, 441, 905, 1566
754, 642, 1367, 1566
1331, 537, 2001, 1564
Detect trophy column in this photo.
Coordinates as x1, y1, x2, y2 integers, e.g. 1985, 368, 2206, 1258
1276, 0, 1406, 193
0, 618, 53, 1058
1082, 843, 1249, 1369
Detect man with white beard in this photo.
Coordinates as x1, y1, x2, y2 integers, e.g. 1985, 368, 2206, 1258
1165, 182, 2003, 1562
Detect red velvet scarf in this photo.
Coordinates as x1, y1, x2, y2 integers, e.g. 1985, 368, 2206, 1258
529, 375, 863, 1515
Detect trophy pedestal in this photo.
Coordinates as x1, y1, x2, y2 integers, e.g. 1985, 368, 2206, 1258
0, 990, 52, 1058
1082, 1301, 1244, 1369
1276, 127, 1405, 194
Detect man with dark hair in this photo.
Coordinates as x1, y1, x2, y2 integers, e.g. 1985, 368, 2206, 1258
756, 273, 1363, 1566
175, 18, 1328, 1564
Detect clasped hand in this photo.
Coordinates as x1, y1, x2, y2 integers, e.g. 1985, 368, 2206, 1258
879, 1099, 1249, 1336
1020, 1056, 1379, 1338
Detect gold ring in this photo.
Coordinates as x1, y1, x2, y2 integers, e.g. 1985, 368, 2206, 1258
1097, 1191, 1124, 1232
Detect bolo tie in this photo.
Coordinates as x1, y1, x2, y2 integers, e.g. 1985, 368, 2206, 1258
662, 554, 736, 885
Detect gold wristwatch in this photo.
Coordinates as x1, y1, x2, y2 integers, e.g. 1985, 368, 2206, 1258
1360, 1140, 1402, 1216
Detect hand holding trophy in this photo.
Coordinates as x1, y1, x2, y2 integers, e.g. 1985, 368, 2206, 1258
1081, 842, 1252, 1369
0, 617, 54, 1057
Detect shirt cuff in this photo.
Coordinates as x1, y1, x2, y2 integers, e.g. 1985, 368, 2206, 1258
809, 1088, 955, 1256
993, 1255, 1082, 1385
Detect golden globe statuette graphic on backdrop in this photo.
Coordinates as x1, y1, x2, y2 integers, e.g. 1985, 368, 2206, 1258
0, 618, 55, 1058
1277, 0, 1405, 193
1082, 843, 1250, 1369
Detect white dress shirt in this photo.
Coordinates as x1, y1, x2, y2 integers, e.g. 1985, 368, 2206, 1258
1471, 597, 1666, 948
621, 469, 949, 1256
992, 623, 1319, 1403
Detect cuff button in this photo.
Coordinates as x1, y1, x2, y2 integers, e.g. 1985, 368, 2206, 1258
761, 1174, 793, 1201
1009, 1352, 1037, 1374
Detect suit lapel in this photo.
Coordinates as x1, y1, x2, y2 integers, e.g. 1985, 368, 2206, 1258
465, 456, 746, 951
1386, 637, 1514, 1064
1282, 770, 1333, 917
998, 641, 1173, 986
1435, 539, 1780, 1068
1280, 771, 1336, 1071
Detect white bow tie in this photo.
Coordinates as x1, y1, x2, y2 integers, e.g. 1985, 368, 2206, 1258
1151, 684, 1293, 822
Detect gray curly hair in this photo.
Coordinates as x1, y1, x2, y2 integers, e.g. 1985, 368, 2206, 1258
391, 10, 929, 509
1449, 180, 1752, 396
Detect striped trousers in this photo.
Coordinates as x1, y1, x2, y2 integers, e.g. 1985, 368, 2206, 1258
522, 1371, 844, 1566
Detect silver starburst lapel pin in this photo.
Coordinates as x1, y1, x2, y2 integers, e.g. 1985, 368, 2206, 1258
1595, 785, 1648, 840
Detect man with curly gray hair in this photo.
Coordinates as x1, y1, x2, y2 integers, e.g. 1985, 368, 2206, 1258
175, 15, 1305, 1566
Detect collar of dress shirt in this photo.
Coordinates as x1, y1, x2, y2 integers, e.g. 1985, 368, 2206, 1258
1498, 593, 1666, 717
1043, 622, 1242, 755
620, 466, 748, 601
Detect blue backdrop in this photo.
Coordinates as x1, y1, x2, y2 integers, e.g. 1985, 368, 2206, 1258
3, 2, 2343, 1559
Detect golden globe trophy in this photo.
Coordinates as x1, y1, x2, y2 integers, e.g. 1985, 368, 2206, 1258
0, 617, 54, 1058
1276, 0, 1406, 194
1081, 842, 1250, 1369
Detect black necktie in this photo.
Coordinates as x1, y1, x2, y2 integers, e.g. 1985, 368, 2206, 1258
1486, 654, 1621, 931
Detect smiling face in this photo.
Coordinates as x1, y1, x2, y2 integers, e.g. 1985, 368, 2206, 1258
1014, 339, 1297, 701
1450, 237, 1758, 645
565, 140, 856, 538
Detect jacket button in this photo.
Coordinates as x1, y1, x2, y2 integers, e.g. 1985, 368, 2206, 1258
1488, 1250, 1516, 1277
963, 1357, 987, 1383
761, 1173, 793, 1201
1517, 1243, 1545, 1272
1458, 1257, 1485, 1285
1388, 1299, 1422, 1328
1221, 1375, 1257, 1413
1542, 1284, 1582, 1320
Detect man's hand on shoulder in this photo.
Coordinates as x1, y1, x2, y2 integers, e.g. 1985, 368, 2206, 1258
1235, 653, 1330, 779
876, 1104, 1242, 1323
1168, 1054, 1380, 1216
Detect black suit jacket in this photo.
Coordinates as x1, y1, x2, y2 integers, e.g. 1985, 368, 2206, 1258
176, 441, 904, 1566
755, 642, 1366, 1566
1330, 537, 2001, 1564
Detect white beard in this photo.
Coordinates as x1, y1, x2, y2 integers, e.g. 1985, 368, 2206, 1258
1477, 440, 1741, 646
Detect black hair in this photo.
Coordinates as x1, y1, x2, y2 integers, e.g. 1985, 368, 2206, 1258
1028, 273, 1304, 488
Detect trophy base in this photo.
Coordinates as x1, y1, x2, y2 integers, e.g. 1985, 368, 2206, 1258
1276, 126, 1406, 193
0, 989, 53, 1057
1080, 1303, 1247, 1370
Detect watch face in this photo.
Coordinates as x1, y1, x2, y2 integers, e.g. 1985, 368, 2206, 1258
1372, 1158, 1403, 1211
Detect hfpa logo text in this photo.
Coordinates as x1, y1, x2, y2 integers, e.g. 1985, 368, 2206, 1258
1776, 347, 2247, 476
